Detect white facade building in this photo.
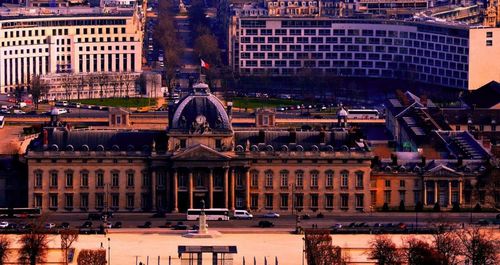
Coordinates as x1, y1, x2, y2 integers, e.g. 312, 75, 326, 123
0, 7, 143, 95
229, 17, 500, 90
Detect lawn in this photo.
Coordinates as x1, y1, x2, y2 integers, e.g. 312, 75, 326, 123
77, 98, 156, 108
232, 97, 303, 109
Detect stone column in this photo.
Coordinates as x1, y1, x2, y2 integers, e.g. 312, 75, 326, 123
151, 171, 157, 210
230, 168, 236, 211
423, 180, 427, 205
459, 180, 463, 205
188, 170, 193, 209
448, 181, 452, 206
209, 168, 214, 209
173, 170, 178, 212
224, 168, 229, 209
434, 180, 438, 204
246, 169, 251, 210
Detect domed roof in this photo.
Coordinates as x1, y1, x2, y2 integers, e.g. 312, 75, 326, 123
170, 83, 232, 133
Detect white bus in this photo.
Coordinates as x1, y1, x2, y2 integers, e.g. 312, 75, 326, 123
347, 109, 379, 119
186, 208, 230, 221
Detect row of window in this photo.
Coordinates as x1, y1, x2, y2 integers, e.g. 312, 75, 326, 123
34, 193, 140, 210
251, 170, 365, 189
241, 27, 468, 46
240, 36, 468, 53
34, 170, 151, 189
251, 193, 365, 209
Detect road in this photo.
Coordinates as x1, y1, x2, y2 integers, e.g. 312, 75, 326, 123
3, 212, 499, 230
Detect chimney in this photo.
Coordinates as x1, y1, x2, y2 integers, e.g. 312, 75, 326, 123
391, 154, 398, 166
289, 129, 296, 143
42, 129, 48, 148
258, 129, 265, 143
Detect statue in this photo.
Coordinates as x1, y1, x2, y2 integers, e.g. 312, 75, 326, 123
199, 199, 208, 234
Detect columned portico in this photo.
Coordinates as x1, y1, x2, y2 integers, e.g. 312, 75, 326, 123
188, 170, 194, 209
173, 170, 178, 212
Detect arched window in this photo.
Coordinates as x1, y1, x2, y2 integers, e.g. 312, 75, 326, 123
111, 170, 120, 187
49, 170, 58, 188
265, 170, 273, 188
280, 170, 289, 187
95, 170, 104, 187
80, 170, 89, 188
340, 170, 349, 188
126, 170, 135, 187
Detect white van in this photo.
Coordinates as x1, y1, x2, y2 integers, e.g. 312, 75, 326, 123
232, 210, 253, 220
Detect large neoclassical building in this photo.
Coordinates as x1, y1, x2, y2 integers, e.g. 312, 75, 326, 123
25, 83, 373, 213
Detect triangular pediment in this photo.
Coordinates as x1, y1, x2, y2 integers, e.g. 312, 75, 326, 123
424, 164, 463, 177
172, 144, 230, 160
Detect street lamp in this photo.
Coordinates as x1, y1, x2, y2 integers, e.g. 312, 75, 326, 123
469, 179, 478, 224
107, 238, 111, 265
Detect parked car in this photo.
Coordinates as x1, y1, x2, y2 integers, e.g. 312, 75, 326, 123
13, 109, 26, 114
152, 211, 166, 218
45, 223, 56, 229
331, 223, 342, 230
87, 213, 101, 220
348, 222, 356, 228
397, 223, 407, 229
258, 220, 274, 228
373, 223, 383, 228
55, 101, 68, 107
172, 222, 188, 230
112, 222, 122, 228
477, 219, 490, 226
138, 221, 152, 228
69, 102, 81, 108
0, 221, 9, 228
7, 223, 18, 229
301, 214, 311, 220
233, 210, 253, 220
60, 222, 70, 229
81, 221, 93, 228
262, 212, 280, 218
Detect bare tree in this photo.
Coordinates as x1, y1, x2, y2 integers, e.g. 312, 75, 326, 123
0, 236, 11, 265
97, 73, 110, 99
30, 75, 47, 109
61, 75, 73, 101
402, 237, 447, 265
77, 249, 106, 265
86, 73, 97, 99
123, 73, 134, 97
305, 229, 345, 265
368, 236, 402, 265
18, 233, 48, 265
60, 230, 79, 265
459, 227, 499, 265
432, 230, 461, 265
76, 75, 87, 101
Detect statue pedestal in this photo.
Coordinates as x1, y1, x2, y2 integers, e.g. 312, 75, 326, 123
183, 213, 221, 238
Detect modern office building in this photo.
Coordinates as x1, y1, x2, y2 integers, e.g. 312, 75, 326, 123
228, 16, 500, 90
0, 7, 143, 95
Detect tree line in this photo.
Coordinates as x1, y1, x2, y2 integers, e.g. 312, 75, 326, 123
304, 227, 499, 265
0, 217, 106, 265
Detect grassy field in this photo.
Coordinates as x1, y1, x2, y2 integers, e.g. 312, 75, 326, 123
232, 97, 303, 109
78, 98, 156, 108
